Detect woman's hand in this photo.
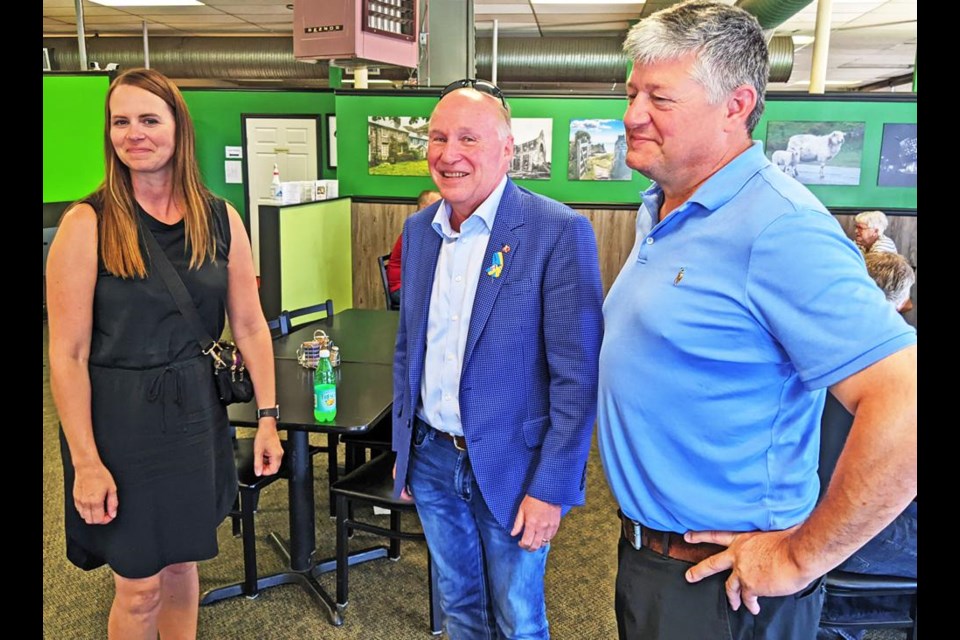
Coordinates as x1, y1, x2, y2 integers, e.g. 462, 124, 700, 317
73, 462, 118, 525
253, 420, 284, 476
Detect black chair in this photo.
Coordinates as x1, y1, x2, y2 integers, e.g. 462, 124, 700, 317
266, 312, 291, 338
378, 254, 400, 311
331, 452, 442, 634
217, 434, 287, 600
341, 414, 393, 475
284, 298, 335, 332
817, 393, 918, 639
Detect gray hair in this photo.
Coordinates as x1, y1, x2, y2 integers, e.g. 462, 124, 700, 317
855, 210, 890, 234
622, 0, 769, 133
865, 252, 915, 310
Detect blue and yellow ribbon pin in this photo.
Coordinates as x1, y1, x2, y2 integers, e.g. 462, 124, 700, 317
486, 251, 504, 278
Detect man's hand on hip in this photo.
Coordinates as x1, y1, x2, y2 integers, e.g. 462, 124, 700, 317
683, 525, 815, 615
511, 495, 561, 552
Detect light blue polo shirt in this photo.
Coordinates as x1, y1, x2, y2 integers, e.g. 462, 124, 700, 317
597, 141, 916, 533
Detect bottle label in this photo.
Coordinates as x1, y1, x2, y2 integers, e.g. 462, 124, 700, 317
320, 388, 336, 410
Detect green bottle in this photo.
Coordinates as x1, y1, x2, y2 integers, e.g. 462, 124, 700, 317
314, 350, 337, 422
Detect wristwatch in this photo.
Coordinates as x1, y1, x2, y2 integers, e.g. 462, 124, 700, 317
257, 405, 280, 420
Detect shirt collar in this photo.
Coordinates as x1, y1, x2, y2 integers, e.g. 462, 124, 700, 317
640, 140, 767, 215
432, 175, 508, 239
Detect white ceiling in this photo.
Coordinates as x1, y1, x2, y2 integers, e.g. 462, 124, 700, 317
42, 0, 917, 92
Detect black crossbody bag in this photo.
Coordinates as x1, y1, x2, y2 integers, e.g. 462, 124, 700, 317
141, 221, 254, 405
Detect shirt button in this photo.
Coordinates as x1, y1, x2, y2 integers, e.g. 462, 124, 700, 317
646, 237, 654, 245
444, 394, 452, 401
451, 314, 459, 321
455, 275, 463, 282
446, 353, 454, 361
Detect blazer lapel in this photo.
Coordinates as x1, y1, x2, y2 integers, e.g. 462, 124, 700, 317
463, 180, 524, 370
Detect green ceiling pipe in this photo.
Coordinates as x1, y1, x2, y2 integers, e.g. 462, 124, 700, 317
736, 0, 815, 30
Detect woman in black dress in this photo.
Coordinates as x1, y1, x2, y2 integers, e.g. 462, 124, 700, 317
47, 68, 284, 639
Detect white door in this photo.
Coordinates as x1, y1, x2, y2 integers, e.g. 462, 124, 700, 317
244, 117, 319, 274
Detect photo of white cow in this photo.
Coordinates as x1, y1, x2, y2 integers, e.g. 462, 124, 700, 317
765, 121, 865, 186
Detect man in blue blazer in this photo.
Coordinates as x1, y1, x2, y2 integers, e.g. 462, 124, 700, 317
392, 81, 603, 639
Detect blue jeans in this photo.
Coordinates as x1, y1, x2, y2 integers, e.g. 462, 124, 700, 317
818, 501, 917, 640
409, 420, 550, 640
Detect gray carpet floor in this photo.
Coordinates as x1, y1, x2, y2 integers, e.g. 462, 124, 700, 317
42, 321, 905, 639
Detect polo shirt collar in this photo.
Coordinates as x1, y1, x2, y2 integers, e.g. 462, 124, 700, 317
640, 140, 767, 215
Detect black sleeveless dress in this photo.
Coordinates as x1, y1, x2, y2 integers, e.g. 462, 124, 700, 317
59, 196, 238, 579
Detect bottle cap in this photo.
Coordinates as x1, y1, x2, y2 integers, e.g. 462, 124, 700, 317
318, 349, 330, 357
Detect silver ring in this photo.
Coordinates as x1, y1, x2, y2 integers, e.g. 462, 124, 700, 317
541, 538, 549, 543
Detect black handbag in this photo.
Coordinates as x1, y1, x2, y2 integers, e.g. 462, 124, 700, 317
141, 219, 254, 406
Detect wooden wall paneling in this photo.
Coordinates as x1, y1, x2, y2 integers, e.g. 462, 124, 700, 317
351, 201, 416, 309
575, 208, 638, 297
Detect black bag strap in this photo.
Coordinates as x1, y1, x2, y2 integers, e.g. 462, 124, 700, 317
139, 215, 219, 358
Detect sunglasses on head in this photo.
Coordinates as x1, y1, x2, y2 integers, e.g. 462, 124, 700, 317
439, 78, 508, 109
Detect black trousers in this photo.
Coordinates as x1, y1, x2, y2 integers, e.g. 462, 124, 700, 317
615, 535, 824, 640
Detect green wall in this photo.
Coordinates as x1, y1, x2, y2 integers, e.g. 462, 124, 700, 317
336, 93, 651, 203
279, 199, 353, 314
336, 91, 917, 211
43, 73, 110, 204
41, 80, 917, 214
182, 89, 336, 219
753, 97, 916, 209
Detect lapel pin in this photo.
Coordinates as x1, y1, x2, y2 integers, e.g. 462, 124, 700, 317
486, 251, 504, 278
502, 244, 511, 253
674, 267, 685, 286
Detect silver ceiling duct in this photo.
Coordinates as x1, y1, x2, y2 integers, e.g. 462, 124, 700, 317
42, 34, 794, 86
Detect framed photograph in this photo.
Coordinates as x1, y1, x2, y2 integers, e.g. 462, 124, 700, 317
765, 120, 866, 186
568, 119, 631, 181
877, 123, 917, 187
367, 116, 430, 176
510, 118, 553, 180
326, 115, 337, 170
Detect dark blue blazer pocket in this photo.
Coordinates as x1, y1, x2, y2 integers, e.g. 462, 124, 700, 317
501, 276, 532, 296
522, 415, 550, 449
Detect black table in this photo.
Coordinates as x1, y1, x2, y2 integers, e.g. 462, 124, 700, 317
200, 359, 394, 625
273, 308, 399, 365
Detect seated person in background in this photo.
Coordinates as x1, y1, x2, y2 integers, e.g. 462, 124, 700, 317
818, 252, 917, 640
864, 252, 915, 313
854, 210, 898, 255
387, 189, 442, 307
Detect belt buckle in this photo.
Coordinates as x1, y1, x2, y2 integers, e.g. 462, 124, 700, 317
452, 435, 466, 452
621, 513, 643, 551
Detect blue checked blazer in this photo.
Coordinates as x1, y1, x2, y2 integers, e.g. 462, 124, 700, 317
392, 179, 604, 531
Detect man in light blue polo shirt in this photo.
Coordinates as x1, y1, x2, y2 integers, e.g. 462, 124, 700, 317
596, 3, 917, 639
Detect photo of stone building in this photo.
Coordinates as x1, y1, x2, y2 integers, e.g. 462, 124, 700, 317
568, 119, 631, 181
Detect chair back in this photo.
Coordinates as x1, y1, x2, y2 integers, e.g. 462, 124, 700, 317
817, 392, 918, 639
284, 299, 334, 332
378, 254, 398, 310
818, 392, 853, 501
266, 313, 292, 339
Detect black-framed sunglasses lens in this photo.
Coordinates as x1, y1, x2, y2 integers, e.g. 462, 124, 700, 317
439, 78, 507, 108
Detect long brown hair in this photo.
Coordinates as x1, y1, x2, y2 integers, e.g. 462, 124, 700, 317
96, 68, 215, 278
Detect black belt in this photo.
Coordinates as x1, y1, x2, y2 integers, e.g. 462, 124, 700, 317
415, 416, 467, 451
